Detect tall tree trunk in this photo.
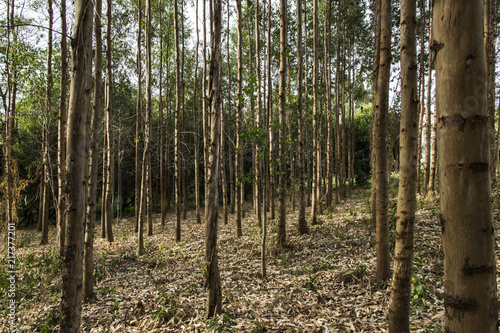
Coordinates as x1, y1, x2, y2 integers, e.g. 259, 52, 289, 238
388, 0, 418, 328
255, 0, 262, 228
181, 2, 187, 221
221, 99, 228, 225
83, 0, 102, 302
174, 0, 182, 242
296, 0, 307, 234
193, 0, 202, 225
60, 0, 93, 329
374, 0, 391, 281
428, 102, 437, 200
57, 0, 68, 252
203, 0, 208, 218
146, 0, 153, 237
235, 0, 243, 237
40, 0, 53, 245
434, 0, 498, 330
267, 0, 275, 221
159, 0, 165, 227
325, 0, 333, 207
206, 0, 223, 317
277, 0, 287, 246
104, 0, 114, 243
416, 0, 425, 195
311, 0, 319, 225
335, 0, 342, 204
423, 17, 433, 196
135, 0, 142, 233
228, 3, 235, 217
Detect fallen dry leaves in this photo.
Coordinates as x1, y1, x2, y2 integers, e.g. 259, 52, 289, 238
1, 186, 499, 332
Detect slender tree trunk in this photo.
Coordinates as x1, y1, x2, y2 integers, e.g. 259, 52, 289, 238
335, 1, 342, 204
227, 4, 235, 216
374, 0, 391, 281
416, 0, 425, 195
235, 0, 243, 237
388, 0, 418, 329
40, 0, 53, 245
311, 0, 319, 225
193, 0, 201, 225
428, 102, 437, 200
60, 0, 93, 329
174, 0, 182, 242
221, 99, 228, 225
255, 0, 262, 228
159, 0, 165, 227
423, 17, 433, 196
104, 0, 114, 243
277, 0, 287, 246
181, 2, 187, 221
145, 0, 153, 237
83, 0, 102, 302
206, 0, 223, 317
267, 0, 275, 221
433, 0, 498, 330
203, 0, 208, 217
296, 0, 307, 234
325, 1, 333, 207
135, 0, 142, 233
57, 0, 68, 252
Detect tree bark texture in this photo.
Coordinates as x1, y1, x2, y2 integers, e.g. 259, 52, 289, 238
433, 0, 498, 331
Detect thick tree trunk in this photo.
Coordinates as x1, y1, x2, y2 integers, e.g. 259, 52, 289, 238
433, 0, 498, 331
83, 0, 102, 302
60, 0, 93, 329
374, 0, 391, 281
205, 0, 223, 317
277, 0, 287, 246
388, 0, 418, 329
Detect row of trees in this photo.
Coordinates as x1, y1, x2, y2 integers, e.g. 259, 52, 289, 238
1, 0, 498, 331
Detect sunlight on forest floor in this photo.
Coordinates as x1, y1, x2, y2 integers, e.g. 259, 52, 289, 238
2, 187, 500, 332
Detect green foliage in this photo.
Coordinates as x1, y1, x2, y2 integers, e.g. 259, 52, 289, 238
205, 311, 236, 332
411, 255, 428, 310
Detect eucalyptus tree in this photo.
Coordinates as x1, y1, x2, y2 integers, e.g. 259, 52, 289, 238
276, 0, 287, 246
174, 0, 181, 242
40, 0, 53, 245
388, 0, 418, 328
57, 0, 68, 253
433, 0, 497, 330
205, 0, 223, 317
83, 0, 102, 302
60, 0, 93, 329
374, 0, 391, 281
235, 0, 243, 237
310, 0, 319, 225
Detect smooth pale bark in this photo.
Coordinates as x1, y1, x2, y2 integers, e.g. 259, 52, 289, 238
416, 0, 425, 195
174, 0, 181, 242
104, 0, 114, 243
428, 104, 437, 200
205, 0, 223, 317
296, 0, 307, 234
235, 0, 243, 237
388, 0, 418, 329
60, 0, 93, 329
83, 0, 102, 302
57, 0, 68, 252
40, 0, 53, 246
433, 0, 498, 331
374, 0, 391, 281
423, 18, 433, 196
311, 0, 319, 225
277, 0, 287, 247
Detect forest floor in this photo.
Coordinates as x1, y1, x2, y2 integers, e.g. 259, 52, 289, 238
1, 185, 500, 332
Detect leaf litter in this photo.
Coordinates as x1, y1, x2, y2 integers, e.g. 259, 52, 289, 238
1, 186, 499, 332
